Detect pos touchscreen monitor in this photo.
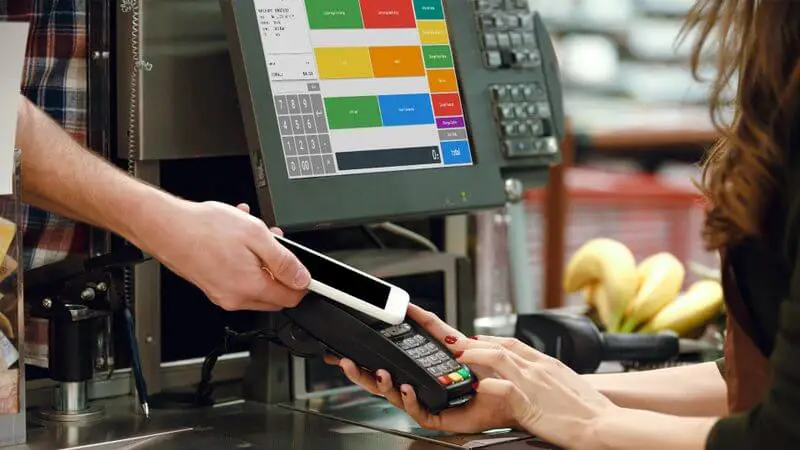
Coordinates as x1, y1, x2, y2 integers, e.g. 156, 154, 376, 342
221, 0, 563, 229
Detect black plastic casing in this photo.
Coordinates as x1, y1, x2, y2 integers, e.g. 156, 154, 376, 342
279, 294, 475, 414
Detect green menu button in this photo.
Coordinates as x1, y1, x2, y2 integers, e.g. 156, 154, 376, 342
423, 45, 453, 68
305, 0, 364, 29
324, 96, 383, 130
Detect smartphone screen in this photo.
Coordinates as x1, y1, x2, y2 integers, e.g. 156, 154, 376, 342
276, 237, 391, 308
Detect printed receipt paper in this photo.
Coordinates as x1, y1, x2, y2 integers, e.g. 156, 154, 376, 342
0, 23, 29, 196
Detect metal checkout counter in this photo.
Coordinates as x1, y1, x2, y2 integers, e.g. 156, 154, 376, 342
3, 0, 568, 448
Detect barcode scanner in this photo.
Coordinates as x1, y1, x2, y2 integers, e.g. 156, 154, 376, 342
275, 294, 476, 414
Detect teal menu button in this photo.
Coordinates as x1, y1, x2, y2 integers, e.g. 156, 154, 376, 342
414, 0, 444, 20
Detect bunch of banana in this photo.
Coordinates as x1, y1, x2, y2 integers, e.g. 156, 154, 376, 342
619, 252, 684, 333
639, 280, 725, 336
564, 238, 638, 332
564, 239, 726, 336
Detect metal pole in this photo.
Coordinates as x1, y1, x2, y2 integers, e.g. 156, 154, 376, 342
505, 178, 538, 314
55, 382, 88, 413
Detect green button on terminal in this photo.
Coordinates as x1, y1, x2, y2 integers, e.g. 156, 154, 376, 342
457, 367, 471, 380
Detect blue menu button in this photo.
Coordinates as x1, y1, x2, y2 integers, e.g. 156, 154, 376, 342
440, 140, 472, 165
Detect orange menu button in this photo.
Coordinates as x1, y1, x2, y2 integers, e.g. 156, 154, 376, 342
370, 46, 425, 78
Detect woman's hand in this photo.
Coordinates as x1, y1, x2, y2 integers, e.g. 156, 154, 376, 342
457, 341, 618, 448
327, 305, 618, 447
325, 305, 520, 433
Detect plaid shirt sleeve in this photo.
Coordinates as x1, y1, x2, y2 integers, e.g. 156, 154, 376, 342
1, 0, 90, 270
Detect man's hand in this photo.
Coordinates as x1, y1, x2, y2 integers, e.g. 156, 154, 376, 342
16, 95, 310, 311
133, 199, 310, 311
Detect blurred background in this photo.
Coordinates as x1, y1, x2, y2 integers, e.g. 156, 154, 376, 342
474, 0, 726, 340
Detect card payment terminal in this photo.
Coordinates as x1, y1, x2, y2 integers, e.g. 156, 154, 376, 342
274, 294, 475, 414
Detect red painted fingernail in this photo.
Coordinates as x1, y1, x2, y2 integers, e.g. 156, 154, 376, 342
444, 335, 458, 345
453, 351, 463, 358
472, 381, 480, 390
469, 336, 478, 340
376, 375, 383, 383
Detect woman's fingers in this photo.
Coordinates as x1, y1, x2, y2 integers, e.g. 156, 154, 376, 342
339, 358, 382, 396
332, 358, 405, 408
375, 370, 405, 409
399, 384, 441, 431
458, 347, 530, 385
472, 335, 547, 363
407, 305, 470, 351
474, 379, 540, 427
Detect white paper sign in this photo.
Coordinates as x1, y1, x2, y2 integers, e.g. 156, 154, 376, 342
0, 23, 30, 195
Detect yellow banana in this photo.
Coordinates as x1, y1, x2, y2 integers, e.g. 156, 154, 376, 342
564, 238, 637, 332
583, 284, 596, 306
619, 253, 685, 333
0, 312, 12, 339
592, 284, 618, 330
640, 280, 724, 336
0, 218, 15, 261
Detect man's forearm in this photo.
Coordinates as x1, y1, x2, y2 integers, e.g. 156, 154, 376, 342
15, 95, 180, 247
584, 362, 728, 417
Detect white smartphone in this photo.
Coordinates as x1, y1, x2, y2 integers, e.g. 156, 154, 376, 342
273, 234, 410, 325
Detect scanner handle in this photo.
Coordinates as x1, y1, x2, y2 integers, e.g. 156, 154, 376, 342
601, 333, 680, 363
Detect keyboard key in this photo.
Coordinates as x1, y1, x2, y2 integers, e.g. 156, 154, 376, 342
399, 337, 416, 350
448, 372, 464, 383
433, 363, 450, 375
399, 335, 427, 350
381, 323, 411, 337
420, 356, 438, 368
431, 351, 449, 364
441, 359, 460, 372
418, 343, 438, 357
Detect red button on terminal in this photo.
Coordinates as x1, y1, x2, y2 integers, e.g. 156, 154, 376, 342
438, 376, 452, 385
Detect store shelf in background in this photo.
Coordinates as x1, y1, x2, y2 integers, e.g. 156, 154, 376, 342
473, 167, 719, 316
563, 97, 720, 168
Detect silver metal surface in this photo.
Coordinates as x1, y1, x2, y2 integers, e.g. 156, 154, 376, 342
8, 397, 560, 450
284, 391, 532, 449
32, 404, 104, 424
14, 397, 557, 450
116, 0, 248, 160
56, 383, 88, 413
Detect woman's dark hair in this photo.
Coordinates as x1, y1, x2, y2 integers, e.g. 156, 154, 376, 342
682, 0, 800, 250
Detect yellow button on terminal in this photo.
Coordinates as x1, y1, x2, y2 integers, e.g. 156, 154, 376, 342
447, 372, 464, 383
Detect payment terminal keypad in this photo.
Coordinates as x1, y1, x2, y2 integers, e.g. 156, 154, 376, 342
380, 323, 473, 387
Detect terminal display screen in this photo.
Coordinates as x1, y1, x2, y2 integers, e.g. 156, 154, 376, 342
254, 0, 474, 179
